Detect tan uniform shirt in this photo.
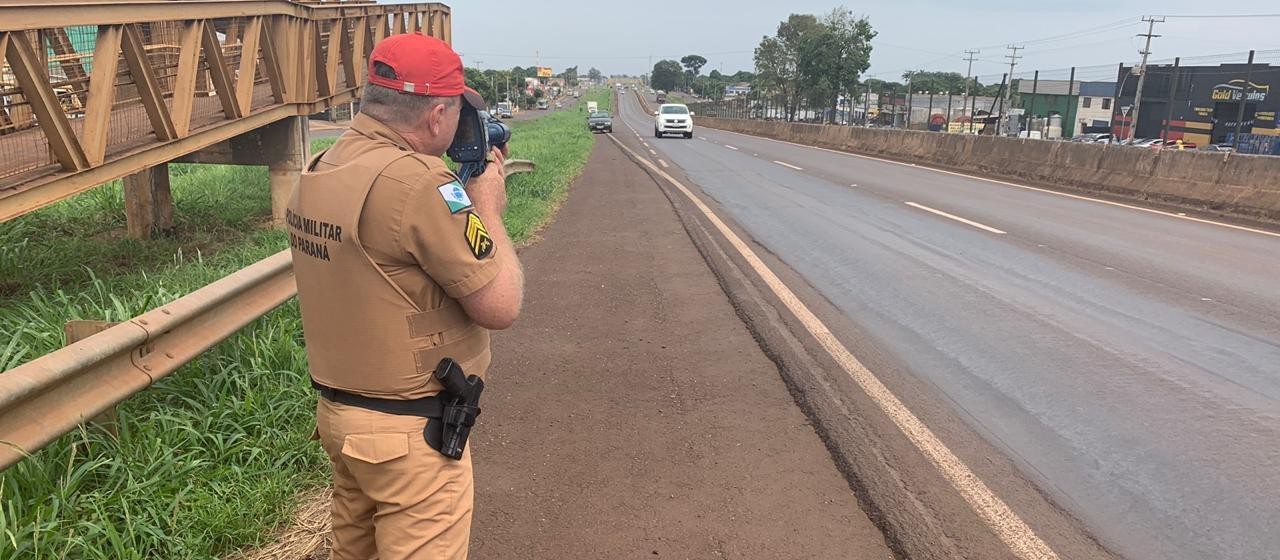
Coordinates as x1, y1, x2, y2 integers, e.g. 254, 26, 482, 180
288, 114, 503, 399
315, 115, 502, 305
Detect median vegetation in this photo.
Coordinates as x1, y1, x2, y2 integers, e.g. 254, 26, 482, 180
0, 88, 611, 558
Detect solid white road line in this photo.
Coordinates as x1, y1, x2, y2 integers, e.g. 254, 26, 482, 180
905, 202, 1007, 234
773, 160, 803, 171
724, 145, 739, 151
605, 133, 1058, 560
707, 127, 1280, 240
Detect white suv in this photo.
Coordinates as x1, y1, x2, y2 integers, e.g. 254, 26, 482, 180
654, 103, 694, 138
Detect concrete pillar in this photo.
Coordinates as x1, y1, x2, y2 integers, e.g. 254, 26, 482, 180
169, 115, 309, 227
123, 164, 175, 238
268, 115, 308, 226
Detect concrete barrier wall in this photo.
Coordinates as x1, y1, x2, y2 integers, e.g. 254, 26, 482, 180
698, 117, 1280, 223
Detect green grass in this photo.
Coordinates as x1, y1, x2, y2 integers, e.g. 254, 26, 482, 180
501, 88, 611, 241
0, 89, 610, 559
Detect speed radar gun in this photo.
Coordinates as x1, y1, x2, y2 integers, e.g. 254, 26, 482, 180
448, 104, 513, 185
426, 358, 484, 460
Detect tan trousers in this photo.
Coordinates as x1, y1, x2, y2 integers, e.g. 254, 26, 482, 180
316, 398, 473, 560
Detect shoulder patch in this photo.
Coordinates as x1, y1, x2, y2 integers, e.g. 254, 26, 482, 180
437, 181, 473, 214
464, 212, 494, 260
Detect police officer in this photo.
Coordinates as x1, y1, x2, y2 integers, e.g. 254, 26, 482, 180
286, 33, 524, 559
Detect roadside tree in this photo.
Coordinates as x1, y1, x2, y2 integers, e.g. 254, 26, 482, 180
651, 59, 682, 92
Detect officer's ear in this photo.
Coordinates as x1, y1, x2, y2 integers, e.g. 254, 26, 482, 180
422, 97, 456, 137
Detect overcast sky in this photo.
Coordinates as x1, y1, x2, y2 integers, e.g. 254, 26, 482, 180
447, 1, 1279, 84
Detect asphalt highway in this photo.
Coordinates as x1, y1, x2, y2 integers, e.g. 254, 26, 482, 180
618, 91, 1280, 560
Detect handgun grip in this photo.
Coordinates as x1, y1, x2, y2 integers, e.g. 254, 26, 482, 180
434, 358, 467, 395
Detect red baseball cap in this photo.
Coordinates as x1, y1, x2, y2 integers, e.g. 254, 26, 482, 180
368, 33, 486, 110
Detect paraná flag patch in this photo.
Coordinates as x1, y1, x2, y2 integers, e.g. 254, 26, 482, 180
437, 181, 473, 214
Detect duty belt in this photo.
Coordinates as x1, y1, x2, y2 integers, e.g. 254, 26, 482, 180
311, 358, 482, 460
312, 379, 444, 418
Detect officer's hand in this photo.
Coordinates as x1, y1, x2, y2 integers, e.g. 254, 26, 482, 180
466, 147, 508, 215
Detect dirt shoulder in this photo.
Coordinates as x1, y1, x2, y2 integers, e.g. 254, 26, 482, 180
470, 136, 892, 558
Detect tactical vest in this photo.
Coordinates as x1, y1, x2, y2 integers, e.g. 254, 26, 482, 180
287, 146, 491, 399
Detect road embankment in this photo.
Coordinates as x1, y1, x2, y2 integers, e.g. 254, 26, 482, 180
697, 117, 1280, 224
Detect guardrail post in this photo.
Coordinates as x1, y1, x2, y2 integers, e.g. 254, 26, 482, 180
64, 320, 120, 433
123, 165, 176, 239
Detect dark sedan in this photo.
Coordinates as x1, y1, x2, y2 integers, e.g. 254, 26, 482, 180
588, 111, 613, 133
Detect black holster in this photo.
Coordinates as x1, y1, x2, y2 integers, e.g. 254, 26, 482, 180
312, 357, 482, 461
427, 358, 484, 460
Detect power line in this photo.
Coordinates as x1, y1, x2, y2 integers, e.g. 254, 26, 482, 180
970, 17, 1141, 50
1159, 13, 1280, 18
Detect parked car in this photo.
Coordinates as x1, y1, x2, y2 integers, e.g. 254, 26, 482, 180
1200, 143, 1235, 153
588, 111, 613, 133
1073, 133, 1110, 143
654, 103, 694, 138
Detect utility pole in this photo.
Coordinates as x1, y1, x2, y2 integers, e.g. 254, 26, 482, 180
1232, 50, 1256, 148
963, 50, 980, 131
1003, 45, 1023, 135
474, 59, 487, 105
963, 49, 979, 100
1128, 15, 1164, 142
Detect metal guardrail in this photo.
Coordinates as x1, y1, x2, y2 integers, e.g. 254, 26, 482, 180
0, 160, 535, 471
0, 250, 296, 470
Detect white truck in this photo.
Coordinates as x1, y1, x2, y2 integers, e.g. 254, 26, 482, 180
654, 103, 694, 139
586, 101, 598, 113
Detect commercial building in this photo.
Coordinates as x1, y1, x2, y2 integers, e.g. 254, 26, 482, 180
1076, 82, 1116, 132
1112, 62, 1279, 144
724, 82, 752, 97
1015, 80, 1116, 137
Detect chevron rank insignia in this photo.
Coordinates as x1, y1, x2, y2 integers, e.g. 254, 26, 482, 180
464, 212, 493, 260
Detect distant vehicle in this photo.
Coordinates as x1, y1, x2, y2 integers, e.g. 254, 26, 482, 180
655, 91, 667, 103
654, 103, 694, 139
573, 91, 581, 99
1073, 133, 1110, 143
537, 98, 549, 110
495, 101, 513, 119
1200, 143, 1235, 153
586, 101, 598, 114
555, 101, 563, 109
1129, 138, 1161, 148
588, 111, 613, 133
1162, 140, 1197, 150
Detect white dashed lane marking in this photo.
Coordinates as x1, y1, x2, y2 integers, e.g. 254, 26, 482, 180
905, 202, 1007, 234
